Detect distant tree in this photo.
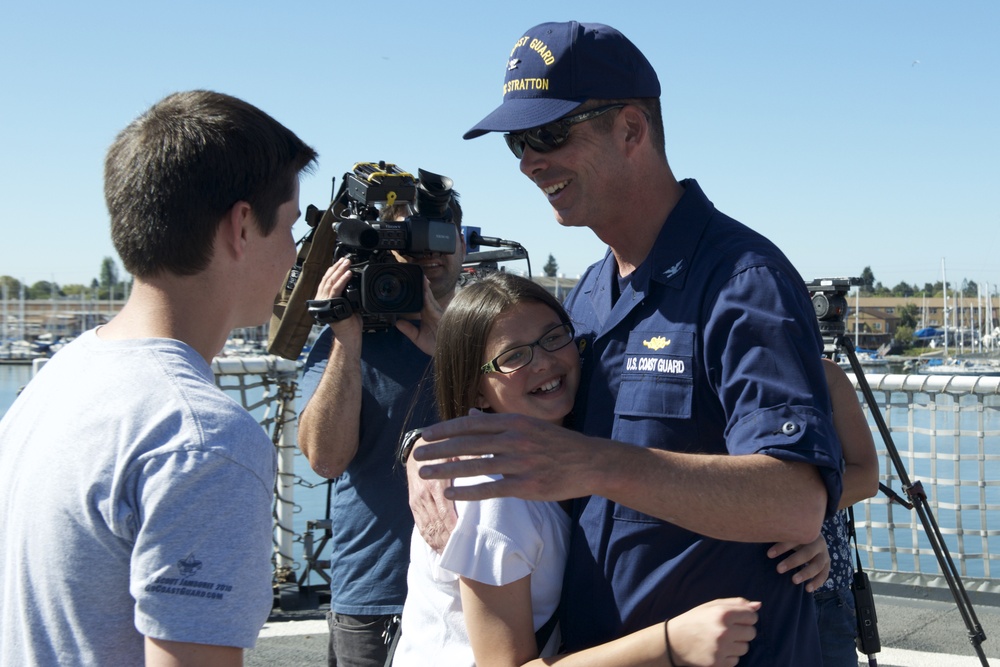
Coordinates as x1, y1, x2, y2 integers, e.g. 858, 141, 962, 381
962, 279, 978, 297
100, 257, 119, 290
27, 280, 62, 299
898, 303, 920, 329
894, 325, 914, 347
0, 276, 22, 295
543, 254, 559, 277
61, 284, 88, 297
859, 266, 876, 294
873, 281, 890, 296
922, 282, 935, 295
891, 281, 915, 297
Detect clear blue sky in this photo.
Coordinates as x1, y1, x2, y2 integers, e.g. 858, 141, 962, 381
2, 1, 998, 293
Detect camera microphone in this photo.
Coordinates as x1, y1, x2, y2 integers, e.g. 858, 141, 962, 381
464, 227, 518, 252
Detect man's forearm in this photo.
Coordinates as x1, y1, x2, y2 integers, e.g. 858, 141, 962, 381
593, 443, 827, 544
298, 339, 362, 478
415, 413, 828, 545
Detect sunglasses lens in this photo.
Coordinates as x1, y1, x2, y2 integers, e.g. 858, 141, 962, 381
504, 133, 526, 158
504, 122, 570, 158
531, 125, 567, 152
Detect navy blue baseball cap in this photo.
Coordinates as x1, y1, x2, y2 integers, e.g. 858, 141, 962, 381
463, 21, 660, 140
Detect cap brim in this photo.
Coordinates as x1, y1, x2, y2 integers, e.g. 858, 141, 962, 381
463, 98, 584, 139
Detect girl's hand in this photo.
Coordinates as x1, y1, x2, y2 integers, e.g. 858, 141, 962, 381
768, 533, 831, 592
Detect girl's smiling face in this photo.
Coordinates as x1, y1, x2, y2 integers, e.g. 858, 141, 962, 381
476, 301, 580, 425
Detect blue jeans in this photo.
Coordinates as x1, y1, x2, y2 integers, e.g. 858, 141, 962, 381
814, 587, 860, 667
326, 612, 396, 667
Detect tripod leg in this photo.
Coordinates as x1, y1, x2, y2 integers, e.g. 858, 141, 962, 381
837, 335, 990, 666
910, 497, 989, 664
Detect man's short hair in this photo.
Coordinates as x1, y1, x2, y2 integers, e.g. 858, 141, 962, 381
104, 90, 318, 278
588, 97, 665, 158
380, 189, 463, 228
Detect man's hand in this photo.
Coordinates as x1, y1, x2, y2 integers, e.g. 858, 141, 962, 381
405, 438, 457, 551
768, 533, 831, 592
414, 410, 604, 502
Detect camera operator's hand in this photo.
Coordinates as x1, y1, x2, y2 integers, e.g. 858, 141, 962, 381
316, 258, 362, 344
395, 276, 442, 356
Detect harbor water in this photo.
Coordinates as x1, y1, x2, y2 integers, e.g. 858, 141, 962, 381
0, 363, 31, 417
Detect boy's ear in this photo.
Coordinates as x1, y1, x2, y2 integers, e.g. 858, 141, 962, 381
220, 201, 253, 259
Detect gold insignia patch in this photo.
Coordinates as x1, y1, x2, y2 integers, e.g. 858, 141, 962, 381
643, 336, 670, 351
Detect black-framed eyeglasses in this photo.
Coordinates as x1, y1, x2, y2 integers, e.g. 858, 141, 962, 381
480, 322, 576, 374
503, 104, 626, 159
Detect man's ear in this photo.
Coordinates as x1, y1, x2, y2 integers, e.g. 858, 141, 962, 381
620, 105, 648, 154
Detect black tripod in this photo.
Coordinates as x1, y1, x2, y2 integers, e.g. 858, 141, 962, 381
832, 332, 989, 665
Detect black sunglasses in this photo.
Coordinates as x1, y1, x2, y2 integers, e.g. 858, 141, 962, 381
503, 104, 626, 159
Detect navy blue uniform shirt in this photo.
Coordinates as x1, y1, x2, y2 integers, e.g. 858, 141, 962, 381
561, 180, 843, 665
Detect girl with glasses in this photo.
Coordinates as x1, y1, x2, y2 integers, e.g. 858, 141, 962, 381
392, 272, 772, 666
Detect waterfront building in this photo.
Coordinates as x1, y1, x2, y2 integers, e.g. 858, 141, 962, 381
848, 295, 1000, 353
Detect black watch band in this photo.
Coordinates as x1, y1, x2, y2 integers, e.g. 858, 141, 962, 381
397, 428, 423, 468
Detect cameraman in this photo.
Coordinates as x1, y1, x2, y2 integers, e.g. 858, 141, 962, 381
297, 192, 465, 667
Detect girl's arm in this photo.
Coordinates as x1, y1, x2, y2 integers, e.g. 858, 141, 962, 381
461, 575, 538, 667
821, 358, 879, 508
461, 577, 759, 667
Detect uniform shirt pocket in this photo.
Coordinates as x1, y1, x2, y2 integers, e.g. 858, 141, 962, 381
616, 330, 694, 419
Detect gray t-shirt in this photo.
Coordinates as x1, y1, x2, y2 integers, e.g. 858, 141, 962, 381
0, 330, 277, 665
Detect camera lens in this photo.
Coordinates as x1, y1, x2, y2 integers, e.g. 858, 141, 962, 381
360, 263, 423, 314
372, 272, 405, 305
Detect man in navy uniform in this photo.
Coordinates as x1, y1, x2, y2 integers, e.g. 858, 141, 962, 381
410, 21, 843, 665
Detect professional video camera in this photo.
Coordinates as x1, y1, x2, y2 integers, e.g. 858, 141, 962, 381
266, 162, 458, 359
307, 162, 458, 330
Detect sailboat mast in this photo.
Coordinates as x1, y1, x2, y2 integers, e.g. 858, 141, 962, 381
942, 258, 949, 358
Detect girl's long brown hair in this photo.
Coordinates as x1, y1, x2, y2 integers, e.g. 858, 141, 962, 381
434, 272, 571, 421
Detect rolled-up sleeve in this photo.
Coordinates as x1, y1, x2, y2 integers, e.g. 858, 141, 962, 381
708, 265, 844, 516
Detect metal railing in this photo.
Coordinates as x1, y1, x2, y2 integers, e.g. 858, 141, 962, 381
215, 358, 1000, 601
211, 356, 302, 581
850, 372, 1000, 600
